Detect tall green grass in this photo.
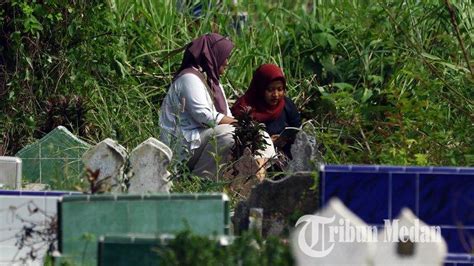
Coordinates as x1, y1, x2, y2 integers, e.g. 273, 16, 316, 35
1, 0, 472, 169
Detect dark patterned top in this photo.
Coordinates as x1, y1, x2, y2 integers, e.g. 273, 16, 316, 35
264, 97, 301, 136
263, 97, 301, 157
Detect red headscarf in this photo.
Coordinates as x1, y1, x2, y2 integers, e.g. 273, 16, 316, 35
231, 64, 286, 122
175, 33, 234, 115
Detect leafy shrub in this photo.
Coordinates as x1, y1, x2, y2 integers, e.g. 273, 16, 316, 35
159, 230, 293, 266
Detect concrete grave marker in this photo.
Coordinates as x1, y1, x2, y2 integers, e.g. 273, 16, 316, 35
290, 198, 375, 266
224, 147, 261, 200
288, 131, 323, 172
82, 138, 127, 192
373, 208, 447, 266
233, 173, 319, 237
15, 126, 90, 187
128, 137, 172, 193
0, 156, 22, 189
234, 147, 260, 179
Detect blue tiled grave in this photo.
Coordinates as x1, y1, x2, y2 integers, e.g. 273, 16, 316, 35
320, 164, 474, 264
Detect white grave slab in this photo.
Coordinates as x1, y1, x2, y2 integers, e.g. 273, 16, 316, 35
291, 197, 375, 266
82, 138, 127, 192
0, 156, 22, 189
0, 191, 78, 266
129, 138, 172, 193
373, 208, 447, 266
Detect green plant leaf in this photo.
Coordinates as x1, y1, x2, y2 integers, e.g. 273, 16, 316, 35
333, 83, 353, 90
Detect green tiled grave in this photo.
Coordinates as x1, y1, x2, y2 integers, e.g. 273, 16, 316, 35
15, 126, 90, 185
58, 193, 230, 265
98, 235, 166, 266
97, 234, 232, 266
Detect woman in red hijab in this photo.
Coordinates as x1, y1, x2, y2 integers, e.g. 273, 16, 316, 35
232, 64, 301, 157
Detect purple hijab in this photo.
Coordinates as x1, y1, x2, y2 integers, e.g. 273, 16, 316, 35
175, 33, 234, 115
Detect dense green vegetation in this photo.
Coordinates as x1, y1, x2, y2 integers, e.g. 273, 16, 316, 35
1, 0, 473, 168
2, 1, 472, 263
159, 230, 293, 265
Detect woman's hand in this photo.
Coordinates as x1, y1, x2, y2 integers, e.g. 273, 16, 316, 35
219, 115, 238, 125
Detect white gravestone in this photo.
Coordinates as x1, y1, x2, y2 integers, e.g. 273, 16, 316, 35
288, 131, 323, 172
291, 197, 375, 266
82, 138, 127, 192
0, 156, 22, 189
128, 138, 172, 193
0, 191, 78, 265
373, 208, 447, 266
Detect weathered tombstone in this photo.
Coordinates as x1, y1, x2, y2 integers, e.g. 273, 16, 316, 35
288, 130, 323, 172
373, 208, 447, 265
223, 147, 261, 201
234, 147, 260, 178
15, 126, 90, 187
290, 197, 375, 266
82, 138, 127, 192
128, 137, 172, 193
0, 156, 22, 189
233, 172, 319, 236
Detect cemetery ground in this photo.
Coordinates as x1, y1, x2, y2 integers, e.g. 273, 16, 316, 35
1, 0, 473, 265
1, 127, 474, 265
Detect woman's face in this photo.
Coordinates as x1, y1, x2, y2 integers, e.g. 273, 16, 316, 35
264, 80, 285, 106
218, 59, 229, 76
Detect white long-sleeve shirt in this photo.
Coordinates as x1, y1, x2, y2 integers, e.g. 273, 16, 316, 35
159, 72, 232, 159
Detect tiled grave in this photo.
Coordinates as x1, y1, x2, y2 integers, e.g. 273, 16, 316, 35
0, 190, 80, 266
320, 164, 474, 264
0, 156, 22, 189
96, 234, 232, 266
57, 193, 230, 265
97, 235, 167, 266
15, 126, 90, 186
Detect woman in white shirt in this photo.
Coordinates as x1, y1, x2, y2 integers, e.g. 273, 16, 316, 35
159, 33, 274, 180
